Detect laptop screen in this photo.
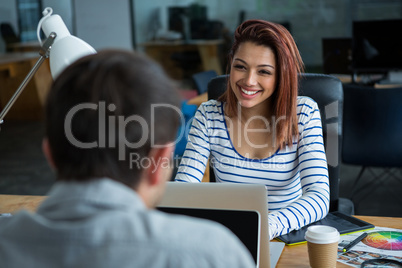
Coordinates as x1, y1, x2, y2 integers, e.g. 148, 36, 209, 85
158, 207, 260, 264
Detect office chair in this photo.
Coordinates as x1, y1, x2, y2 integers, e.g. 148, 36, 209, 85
191, 70, 218, 95
1, 23, 20, 52
342, 84, 402, 212
207, 73, 354, 214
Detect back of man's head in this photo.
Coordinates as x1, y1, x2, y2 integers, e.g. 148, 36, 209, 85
44, 50, 180, 189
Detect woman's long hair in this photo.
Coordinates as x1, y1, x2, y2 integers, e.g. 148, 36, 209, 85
219, 20, 304, 149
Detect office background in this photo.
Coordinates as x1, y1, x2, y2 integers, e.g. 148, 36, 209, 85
1, 0, 402, 68
1, 0, 401, 217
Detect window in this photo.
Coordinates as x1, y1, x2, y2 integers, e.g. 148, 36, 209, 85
17, 0, 42, 42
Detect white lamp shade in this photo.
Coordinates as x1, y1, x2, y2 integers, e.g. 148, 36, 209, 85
0, 8, 97, 123
41, 14, 70, 40
49, 36, 96, 78
39, 8, 96, 79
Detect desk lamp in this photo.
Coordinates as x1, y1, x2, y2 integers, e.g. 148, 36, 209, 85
0, 7, 96, 125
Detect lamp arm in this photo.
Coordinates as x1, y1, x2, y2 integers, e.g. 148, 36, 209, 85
0, 33, 57, 124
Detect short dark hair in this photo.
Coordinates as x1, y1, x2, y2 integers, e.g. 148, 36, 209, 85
45, 50, 181, 188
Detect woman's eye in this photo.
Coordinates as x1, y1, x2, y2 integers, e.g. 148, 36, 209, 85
259, 70, 271, 75
234, 64, 246, 70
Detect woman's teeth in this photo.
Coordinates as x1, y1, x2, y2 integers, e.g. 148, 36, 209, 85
241, 88, 259, 95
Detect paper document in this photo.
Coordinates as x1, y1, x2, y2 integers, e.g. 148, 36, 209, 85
337, 226, 402, 267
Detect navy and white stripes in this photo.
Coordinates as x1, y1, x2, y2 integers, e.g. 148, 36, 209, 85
175, 97, 329, 239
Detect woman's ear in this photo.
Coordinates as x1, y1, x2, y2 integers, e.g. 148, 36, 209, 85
42, 138, 56, 170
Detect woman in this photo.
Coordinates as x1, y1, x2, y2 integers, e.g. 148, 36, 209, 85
175, 20, 329, 239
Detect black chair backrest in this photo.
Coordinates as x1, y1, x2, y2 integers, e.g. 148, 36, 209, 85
207, 73, 343, 212
342, 84, 402, 167
0, 23, 19, 44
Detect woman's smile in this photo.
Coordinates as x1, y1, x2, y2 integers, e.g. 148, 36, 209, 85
239, 86, 262, 98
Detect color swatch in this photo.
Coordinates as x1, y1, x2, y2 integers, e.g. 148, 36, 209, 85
362, 231, 402, 251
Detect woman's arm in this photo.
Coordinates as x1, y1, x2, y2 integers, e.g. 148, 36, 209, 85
268, 98, 330, 239
175, 103, 211, 183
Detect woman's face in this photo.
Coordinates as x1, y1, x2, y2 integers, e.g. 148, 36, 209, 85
229, 41, 277, 112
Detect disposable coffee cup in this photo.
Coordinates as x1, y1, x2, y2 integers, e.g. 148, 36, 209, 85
305, 225, 340, 268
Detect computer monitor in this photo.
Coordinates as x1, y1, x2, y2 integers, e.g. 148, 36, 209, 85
168, 7, 188, 36
322, 38, 352, 75
352, 19, 402, 79
168, 5, 209, 40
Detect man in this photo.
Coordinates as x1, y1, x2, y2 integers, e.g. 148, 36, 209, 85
0, 50, 254, 267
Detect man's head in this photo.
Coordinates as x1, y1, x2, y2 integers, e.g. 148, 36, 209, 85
43, 50, 181, 205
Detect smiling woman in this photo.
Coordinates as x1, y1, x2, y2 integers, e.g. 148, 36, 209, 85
175, 20, 329, 240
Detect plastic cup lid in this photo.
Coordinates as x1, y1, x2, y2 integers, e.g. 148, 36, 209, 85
304, 225, 340, 244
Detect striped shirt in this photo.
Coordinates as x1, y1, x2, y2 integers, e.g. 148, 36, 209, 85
175, 97, 329, 239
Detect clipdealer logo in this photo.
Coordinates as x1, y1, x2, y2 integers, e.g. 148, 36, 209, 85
324, 101, 339, 168
63, 100, 340, 170
64, 102, 184, 161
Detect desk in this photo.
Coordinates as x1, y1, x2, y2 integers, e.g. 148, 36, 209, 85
6, 41, 41, 53
187, 92, 208, 106
332, 74, 402, 88
276, 216, 401, 267
0, 194, 45, 213
141, 40, 223, 79
1, 194, 401, 267
0, 52, 52, 120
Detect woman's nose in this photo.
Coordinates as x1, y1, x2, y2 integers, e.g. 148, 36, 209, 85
244, 71, 257, 86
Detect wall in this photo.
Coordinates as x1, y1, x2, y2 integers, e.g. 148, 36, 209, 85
0, 0, 132, 52
247, 0, 353, 69
42, 0, 73, 32
72, 0, 133, 50
0, 1, 72, 52
133, 0, 249, 46
1, 0, 402, 67
0, 1, 18, 52
133, 0, 402, 68
246, 0, 402, 68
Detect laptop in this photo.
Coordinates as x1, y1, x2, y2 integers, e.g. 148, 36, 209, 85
157, 182, 273, 268
159, 206, 261, 264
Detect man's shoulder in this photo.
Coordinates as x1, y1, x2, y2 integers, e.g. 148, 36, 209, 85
0, 209, 254, 267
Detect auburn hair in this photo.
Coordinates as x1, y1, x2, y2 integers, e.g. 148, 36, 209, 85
219, 19, 304, 149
